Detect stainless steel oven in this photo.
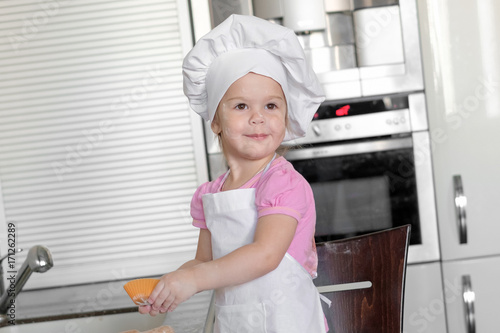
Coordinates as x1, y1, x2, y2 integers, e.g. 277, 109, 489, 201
285, 92, 440, 264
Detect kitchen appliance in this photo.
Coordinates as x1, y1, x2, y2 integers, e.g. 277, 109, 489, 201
254, 0, 326, 32
285, 92, 440, 264
253, 0, 423, 100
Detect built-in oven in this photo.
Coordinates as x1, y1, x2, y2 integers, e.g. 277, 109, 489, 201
285, 92, 440, 264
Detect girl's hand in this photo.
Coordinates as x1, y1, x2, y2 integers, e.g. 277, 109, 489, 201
141, 269, 198, 316
139, 229, 212, 316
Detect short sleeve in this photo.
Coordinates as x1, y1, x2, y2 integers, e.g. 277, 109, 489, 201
255, 166, 313, 223
190, 172, 227, 229
190, 183, 208, 229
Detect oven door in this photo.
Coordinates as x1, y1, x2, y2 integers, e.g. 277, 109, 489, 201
286, 132, 440, 263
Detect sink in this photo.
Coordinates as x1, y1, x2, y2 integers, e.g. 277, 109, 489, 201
0, 289, 212, 332
0, 312, 167, 333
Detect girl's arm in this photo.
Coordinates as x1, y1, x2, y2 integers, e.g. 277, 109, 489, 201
192, 214, 297, 288
138, 228, 212, 315
147, 214, 297, 314
177, 228, 213, 270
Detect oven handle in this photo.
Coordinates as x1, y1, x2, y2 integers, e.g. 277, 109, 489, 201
453, 175, 468, 244
285, 136, 413, 160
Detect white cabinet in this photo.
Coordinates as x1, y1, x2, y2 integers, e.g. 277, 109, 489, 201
418, 1, 500, 332
418, 1, 500, 260
442, 256, 500, 333
403, 263, 447, 333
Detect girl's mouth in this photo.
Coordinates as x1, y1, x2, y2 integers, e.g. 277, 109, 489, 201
247, 134, 268, 140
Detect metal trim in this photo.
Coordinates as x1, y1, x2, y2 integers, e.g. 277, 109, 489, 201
286, 136, 412, 160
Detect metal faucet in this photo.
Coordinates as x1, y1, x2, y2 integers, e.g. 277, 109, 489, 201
0, 245, 54, 316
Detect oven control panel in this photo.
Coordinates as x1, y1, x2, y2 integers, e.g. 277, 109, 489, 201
294, 109, 411, 144
286, 93, 427, 145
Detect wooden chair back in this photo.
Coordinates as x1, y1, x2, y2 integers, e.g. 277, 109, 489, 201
314, 225, 411, 333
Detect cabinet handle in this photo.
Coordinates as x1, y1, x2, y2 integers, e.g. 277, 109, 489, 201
453, 175, 467, 244
462, 275, 476, 333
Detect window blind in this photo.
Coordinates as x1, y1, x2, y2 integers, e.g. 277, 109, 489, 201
0, 0, 208, 289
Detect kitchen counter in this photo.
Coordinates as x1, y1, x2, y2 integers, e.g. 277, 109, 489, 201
12, 279, 212, 332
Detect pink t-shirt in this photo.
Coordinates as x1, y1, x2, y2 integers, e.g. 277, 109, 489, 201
190, 156, 318, 277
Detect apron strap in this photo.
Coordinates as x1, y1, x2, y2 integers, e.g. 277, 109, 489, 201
221, 153, 278, 191
319, 293, 332, 308
254, 153, 277, 187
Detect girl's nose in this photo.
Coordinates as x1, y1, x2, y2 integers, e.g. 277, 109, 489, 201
250, 109, 264, 124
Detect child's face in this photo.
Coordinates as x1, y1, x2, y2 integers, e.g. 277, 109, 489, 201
211, 72, 287, 162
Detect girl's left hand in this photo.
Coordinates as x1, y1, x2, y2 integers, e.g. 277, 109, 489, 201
139, 269, 198, 316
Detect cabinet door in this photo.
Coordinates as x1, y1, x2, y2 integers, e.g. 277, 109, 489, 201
418, 0, 500, 260
442, 256, 500, 333
403, 262, 447, 333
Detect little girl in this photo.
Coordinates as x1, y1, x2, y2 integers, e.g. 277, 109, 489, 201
140, 14, 327, 332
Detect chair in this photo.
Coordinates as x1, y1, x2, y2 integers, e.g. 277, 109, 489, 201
315, 225, 411, 333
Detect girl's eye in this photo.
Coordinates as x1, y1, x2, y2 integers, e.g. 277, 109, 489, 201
265, 103, 277, 110
235, 103, 247, 110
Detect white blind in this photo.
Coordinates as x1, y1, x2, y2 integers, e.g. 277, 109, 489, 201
0, 0, 208, 289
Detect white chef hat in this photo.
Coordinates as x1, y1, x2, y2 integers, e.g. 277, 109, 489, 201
182, 14, 325, 141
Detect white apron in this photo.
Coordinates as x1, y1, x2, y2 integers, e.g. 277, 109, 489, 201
202, 160, 326, 333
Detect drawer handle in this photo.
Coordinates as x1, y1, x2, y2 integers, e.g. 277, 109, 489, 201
462, 275, 476, 333
453, 175, 467, 244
